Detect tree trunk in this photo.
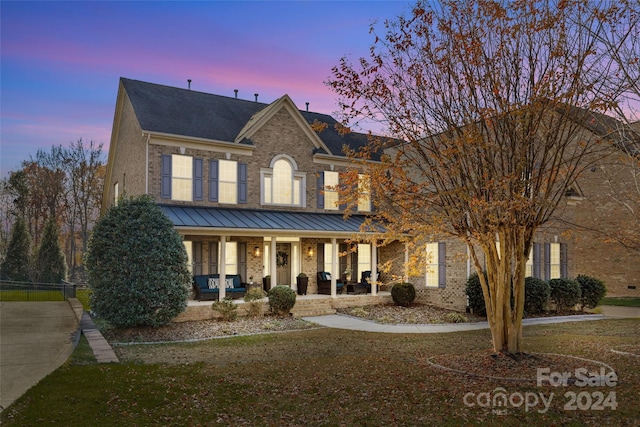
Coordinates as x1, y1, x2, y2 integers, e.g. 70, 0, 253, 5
469, 228, 528, 354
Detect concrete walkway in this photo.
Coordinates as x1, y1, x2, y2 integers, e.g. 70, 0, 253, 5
303, 305, 640, 333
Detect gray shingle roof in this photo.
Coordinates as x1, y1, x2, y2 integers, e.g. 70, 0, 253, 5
121, 78, 374, 157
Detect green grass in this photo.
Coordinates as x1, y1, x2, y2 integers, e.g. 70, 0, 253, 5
75, 288, 91, 311
2, 319, 638, 426
0, 290, 65, 302
600, 297, 640, 307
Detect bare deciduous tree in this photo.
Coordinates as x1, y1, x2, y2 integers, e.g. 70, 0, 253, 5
329, 0, 635, 353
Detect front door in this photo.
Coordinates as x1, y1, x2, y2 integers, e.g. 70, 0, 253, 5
276, 243, 291, 286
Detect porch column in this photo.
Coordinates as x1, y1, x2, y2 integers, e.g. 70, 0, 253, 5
219, 236, 226, 301
270, 237, 277, 287
371, 241, 378, 296
331, 237, 338, 298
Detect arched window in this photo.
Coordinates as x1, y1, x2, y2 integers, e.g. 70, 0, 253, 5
262, 155, 306, 207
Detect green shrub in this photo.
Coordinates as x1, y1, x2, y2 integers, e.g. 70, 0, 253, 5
524, 277, 550, 314
268, 285, 296, 316
465, 272, 487, 316
576, 274, 607, 311
244, 287, 266, 318
212, 297, 238, 321
549, 278, 581, 311
391, 282, 416, 307
85, 196, 190, 328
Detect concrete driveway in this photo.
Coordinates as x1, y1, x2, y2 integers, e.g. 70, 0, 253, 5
0, 301, 79, 411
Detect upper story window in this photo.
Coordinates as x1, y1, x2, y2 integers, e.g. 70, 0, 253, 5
358, 174, 371, 212
219, 160, 237, 204
262, 155, 305, 207
324, 171, 339, 210
172, 154, 193, 201
209, 159, 247, 205
162, 154, 202, 201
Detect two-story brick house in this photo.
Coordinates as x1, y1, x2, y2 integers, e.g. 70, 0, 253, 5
103, 78, 388, 299
103, 78, 637, 312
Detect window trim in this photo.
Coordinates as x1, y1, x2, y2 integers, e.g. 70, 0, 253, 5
261, 154, 306, 207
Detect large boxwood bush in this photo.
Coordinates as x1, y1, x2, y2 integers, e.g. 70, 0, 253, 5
268, 285, 296, 316
391, 282, 416, 306
85, 196, 190, 328
576, 274, 606, 311
549, 278, 581, 311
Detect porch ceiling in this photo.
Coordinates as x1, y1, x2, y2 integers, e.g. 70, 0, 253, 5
159, 204, 382, 237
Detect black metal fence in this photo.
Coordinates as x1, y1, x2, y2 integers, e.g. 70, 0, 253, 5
0, 280, 88, 302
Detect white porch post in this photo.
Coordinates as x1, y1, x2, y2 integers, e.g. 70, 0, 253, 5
331, 237, 338, 298
371, 241, 378, 296
404, 242, 409, 282
219, 236, 226, 301
270, 238, 277, 287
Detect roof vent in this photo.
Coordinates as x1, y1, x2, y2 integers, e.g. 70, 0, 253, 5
254, 93, 259, 102
305, 102, 309, 112
234, 89, 238, 99
187, 79, 192, 90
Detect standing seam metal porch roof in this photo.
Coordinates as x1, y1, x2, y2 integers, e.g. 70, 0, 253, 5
159, 205, 381, 234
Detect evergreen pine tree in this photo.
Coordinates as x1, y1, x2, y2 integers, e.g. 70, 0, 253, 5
35, 218, 67, 283
0, 217, 32, 281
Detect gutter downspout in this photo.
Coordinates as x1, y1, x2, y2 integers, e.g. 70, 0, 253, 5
144, 132, 151, 194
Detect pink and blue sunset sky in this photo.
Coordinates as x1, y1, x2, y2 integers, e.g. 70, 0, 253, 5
1, 0, 412, 176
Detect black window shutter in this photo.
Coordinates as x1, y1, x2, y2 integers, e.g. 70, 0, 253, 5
238, 162, 248, 204
544, 243, 551, 281
238, 242, 247, 281
193, 242, 203, 275
209, 160, 218, 202
317, 243, 325, 272
317, 172, 324, 209
533, 243, 542, 279
208, 242, 219, 274
193, 158, 203, 201
161, 154, 171, 199
438, 242, 446, 288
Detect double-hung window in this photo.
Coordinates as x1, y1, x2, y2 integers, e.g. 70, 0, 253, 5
171, 154, 193, 201
324, 171, 339, 210
161, 154, 203, 201
425, 242, 446, 288
209, 159, 247, 204
358, 174, 371, 212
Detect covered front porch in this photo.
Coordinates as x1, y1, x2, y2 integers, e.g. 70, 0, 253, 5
160, 205, 384, 300
175, 291, 393, 322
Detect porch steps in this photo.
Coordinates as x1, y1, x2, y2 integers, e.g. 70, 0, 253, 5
290, 297, 337, 317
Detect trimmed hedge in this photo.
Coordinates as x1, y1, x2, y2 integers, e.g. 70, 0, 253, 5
524, 277, 550, 314
391, 282, 416, 307
576, 274, 606, 311
268, 285, 296, 316
549, 278, 581, 311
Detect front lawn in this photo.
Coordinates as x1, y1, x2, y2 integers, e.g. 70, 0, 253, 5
601, 297, 640, 307
1, 319, 638, 426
